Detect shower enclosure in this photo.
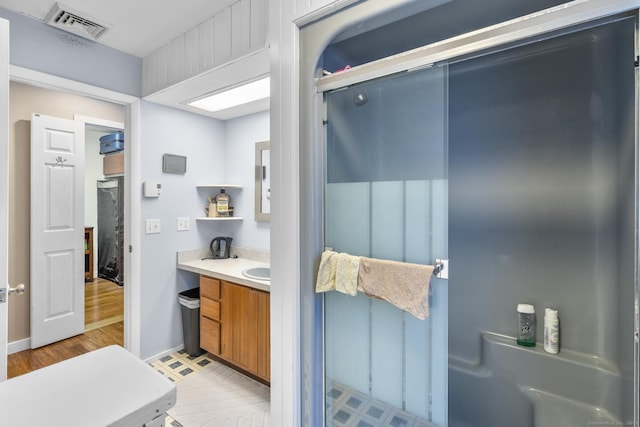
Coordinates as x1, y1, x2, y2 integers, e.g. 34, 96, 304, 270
300, 1, 639, 426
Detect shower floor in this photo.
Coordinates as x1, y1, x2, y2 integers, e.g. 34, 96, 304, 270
326, 380, 437, 427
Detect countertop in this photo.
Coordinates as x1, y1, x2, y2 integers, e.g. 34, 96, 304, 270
177, 248, 270, 292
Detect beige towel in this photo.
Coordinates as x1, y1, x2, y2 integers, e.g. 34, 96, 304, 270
335, 252, 360, 296
315, 250, 359, 296
358, 257, 434, 319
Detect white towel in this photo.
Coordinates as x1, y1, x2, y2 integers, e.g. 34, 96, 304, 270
357, 257, 434, 319
315, 250, 359, 296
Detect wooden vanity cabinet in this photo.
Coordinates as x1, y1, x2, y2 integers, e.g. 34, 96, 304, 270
199, 275, 270, 382
200, 276, 221, 355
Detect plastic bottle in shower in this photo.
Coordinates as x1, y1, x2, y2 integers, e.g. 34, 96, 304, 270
517, 304, 536, 347
544, 308, 560, 354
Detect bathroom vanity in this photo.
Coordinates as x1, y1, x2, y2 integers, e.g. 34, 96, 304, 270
177, 249, 270, 383
200, 275, 270, 383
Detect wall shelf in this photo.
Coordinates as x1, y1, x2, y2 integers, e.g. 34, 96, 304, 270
197, 184, 243, 189
197, 185, 242, 220
196, 217, 243, 221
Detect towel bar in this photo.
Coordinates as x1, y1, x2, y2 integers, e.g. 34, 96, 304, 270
434, 259, 448, 279
323, 247, 448, 280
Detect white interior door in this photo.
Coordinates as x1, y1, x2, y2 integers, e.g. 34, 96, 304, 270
30, 113, 85, 349
0, 17, 9, 381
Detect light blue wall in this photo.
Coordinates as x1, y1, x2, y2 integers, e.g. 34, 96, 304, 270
224, 111, 270, 251
0, 7, 141, 96
139, 102, 271, 359
139, 100, 226, 358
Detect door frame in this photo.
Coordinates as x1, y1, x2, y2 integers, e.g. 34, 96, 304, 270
0, 17, 9, 381
9, 65, 142, 357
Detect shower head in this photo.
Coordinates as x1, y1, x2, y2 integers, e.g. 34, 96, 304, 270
354, 92, 368, 106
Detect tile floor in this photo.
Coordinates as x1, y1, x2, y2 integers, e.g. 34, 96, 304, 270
326, 380, 438, 427
151, 351, 436, 427
150, 350, 215, 426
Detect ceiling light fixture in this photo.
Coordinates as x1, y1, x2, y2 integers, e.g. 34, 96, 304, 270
188, 77, 270, 113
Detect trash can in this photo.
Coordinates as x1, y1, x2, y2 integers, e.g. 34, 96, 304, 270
178, 287, 205, 357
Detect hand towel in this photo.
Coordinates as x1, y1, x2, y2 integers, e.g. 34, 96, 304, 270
358, 257, 435, 319
315, 250, 360, 296
335, 252, 360, 296
315, 250, 339, 293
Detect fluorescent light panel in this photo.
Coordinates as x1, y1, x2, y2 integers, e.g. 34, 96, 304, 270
188, 77, 270, 112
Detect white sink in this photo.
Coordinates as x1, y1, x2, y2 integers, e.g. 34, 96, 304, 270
242, 267, 270, 281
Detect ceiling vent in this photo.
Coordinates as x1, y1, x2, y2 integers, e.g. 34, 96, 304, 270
44, 3, 110, 41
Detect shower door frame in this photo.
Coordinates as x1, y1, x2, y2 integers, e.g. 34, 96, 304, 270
299, 0, 640, 425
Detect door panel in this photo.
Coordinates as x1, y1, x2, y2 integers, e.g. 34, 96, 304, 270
324, 64, 448, 426
0, 17, 9, 381
30, 113, 85, 349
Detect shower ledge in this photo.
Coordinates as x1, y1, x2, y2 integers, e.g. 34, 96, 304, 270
453, 332, 623, 415
481, 332, 620, 376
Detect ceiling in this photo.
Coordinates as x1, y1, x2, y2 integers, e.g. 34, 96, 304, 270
0, 0, 237, 58
0, 0, 270, 120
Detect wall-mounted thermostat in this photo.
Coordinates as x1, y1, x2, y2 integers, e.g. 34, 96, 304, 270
143, 182, 161, 197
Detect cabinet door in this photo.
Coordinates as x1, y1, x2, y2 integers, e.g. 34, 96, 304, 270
220, 281, 235, 360
221, 282, 259, 371
222, 281, 256, 366
220, 281, 270, 381
256, 291, 270, 380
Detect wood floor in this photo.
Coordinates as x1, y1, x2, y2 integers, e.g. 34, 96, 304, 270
85, 277, 125, 327
7, 278, 124, 379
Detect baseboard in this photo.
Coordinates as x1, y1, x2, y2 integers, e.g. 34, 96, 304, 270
8, 338, 31, 355
8, 337, 182, 362
144, 344, 184, 364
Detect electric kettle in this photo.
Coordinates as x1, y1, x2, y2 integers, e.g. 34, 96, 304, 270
207, 236, 232, 259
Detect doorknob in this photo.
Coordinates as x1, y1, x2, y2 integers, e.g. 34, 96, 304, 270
0, 283, 25, 303
9, 283, 25, 295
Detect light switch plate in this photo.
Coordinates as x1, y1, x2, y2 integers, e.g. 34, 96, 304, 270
145, 219, 161, 234
177, 217, 190, 231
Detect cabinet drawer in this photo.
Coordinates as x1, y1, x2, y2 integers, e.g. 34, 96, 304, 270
200, 276, 221, 300
201, 317, 220, 355
201, 297, 220, 321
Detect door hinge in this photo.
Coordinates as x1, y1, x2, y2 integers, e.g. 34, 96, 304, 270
129, 245, 132, 253
0, 288, 6, 303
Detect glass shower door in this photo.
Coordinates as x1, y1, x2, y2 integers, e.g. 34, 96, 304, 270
324, 64, 448, 426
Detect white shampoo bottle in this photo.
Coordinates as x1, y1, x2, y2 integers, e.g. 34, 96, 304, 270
544, 308, 560, 354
